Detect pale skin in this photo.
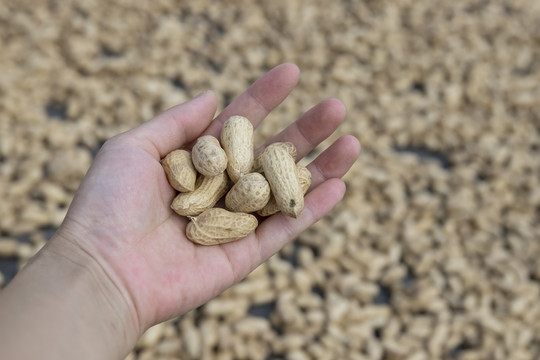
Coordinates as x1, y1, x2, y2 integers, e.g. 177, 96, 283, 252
0, 63, 361, 359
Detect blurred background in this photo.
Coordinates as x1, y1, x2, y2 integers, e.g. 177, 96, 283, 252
1, 0, 540, 359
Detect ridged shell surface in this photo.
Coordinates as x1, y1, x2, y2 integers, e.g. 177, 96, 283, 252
221, 115, 254, 183
186, 208, 258, 245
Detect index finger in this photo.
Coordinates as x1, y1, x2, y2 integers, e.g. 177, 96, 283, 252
202, 63, 300, 138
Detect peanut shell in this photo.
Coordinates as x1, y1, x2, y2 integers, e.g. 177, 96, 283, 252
186, 208, 258, 245
252, 142, 297, 173
162, 150, 197, 192
171, 172, 230, 216
258, 165, 311, 217
192, 135, 228, 177
225, 172, 271, 213
221, 115, 254, 183
260, 144, 304, 218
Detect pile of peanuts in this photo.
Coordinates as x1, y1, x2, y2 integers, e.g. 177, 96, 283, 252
3, 0, 540, 359
162, 115, 311, 245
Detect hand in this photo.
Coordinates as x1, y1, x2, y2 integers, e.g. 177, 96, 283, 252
37, 63, 360, 353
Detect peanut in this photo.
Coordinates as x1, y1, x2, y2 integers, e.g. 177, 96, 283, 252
163, 115, 311, 243
258, 165, 311, 217
225, 172, 271, 213
260, 142, 304, 218
252, 142, 297, 173
186, 208, 258, 245
171, 172, 230, 216
162, 150, 197, 192
0, 238, 18, 257
221, 115, 254, 182
192, 135, 228, 177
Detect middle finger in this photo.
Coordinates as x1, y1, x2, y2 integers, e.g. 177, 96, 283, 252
202, 63, 300, 139
255, 98, 347, 160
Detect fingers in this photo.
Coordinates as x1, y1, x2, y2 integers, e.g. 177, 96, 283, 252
306, 135, 361, 191
252, 135, 360, 259
223, 135, 360, 274
256, 98, 347, 160
126, 91, 218, 159
203, 63, 300, 138
255, 178, 347, 260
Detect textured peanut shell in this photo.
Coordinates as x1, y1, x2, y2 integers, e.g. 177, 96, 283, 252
221, 115, 254, 183
252, 142, 297, 173
192, 135, 228, 177
261, 145, 304, 218
162, 150, 197, 192
225, 172, 271, 213
171, 172, 230, 216
186, 208, 258, 245
258, 165, 311, 217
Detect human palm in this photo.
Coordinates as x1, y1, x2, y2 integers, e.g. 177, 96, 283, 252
58, 64, 360, 333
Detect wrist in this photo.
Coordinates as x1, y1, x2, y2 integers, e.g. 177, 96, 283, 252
47, 229, 142, 356
0, 230, 141, 359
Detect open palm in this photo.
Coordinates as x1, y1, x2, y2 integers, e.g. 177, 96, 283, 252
58, 63, 360, 333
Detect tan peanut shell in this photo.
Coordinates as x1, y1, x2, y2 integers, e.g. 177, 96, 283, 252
221, 115, 254, 183
258, 165, 311, 217
0, 238, 18, 257
171, 172, 230, 216
225, 172, 271, 213
162, 150, 197, 192
260, 144, 304, 218
186, 208, 258, 245
192, 135, 228, 177
252, 142, 297, 173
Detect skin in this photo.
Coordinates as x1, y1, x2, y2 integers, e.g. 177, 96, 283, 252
0, 63, 361, 359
